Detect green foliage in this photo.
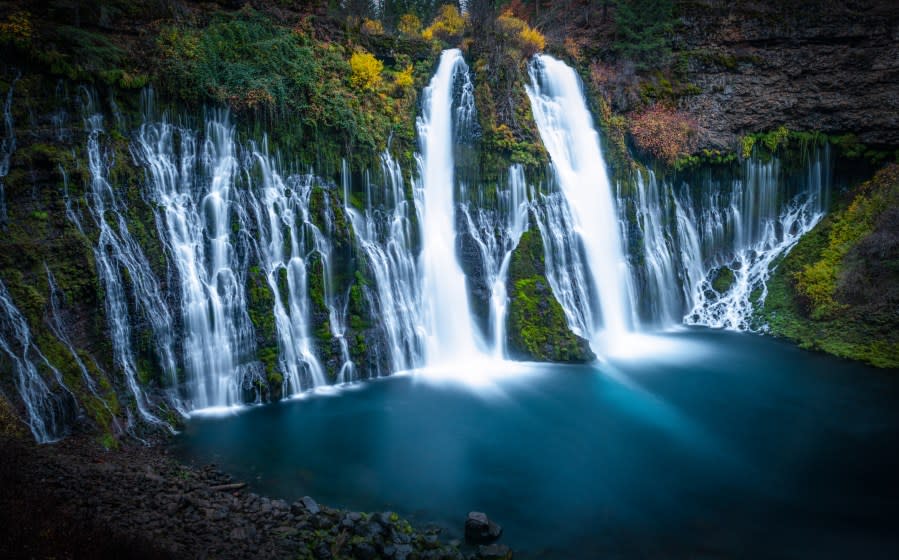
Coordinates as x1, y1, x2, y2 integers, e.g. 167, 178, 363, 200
468, 11, 549, 182
397, 13, 422, 37
495, 10, 545, 57
674, 148, 737, 171
613, 0, 676, 71
761, 125, 790, 153
795, 165, 899, 317
154, 8, 422, 169
740, 136, 756, 159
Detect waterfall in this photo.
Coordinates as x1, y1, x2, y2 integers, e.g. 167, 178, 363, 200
136, 116, 260, 409
345, 153, 426, 373
416, 49, 486, 365
682, 149, 830, 329
619, 170, 684, 327
308, 180, 355, 384
44, 265, 103, 401
0, 76, 17, 229
459, 165, 530, 358
81, 105, 176, 426
244, 151, 327, 393
0, 279, 73, 442
526, 54, 635, 344
531, 191, 596, 339
620, 147, 831, 331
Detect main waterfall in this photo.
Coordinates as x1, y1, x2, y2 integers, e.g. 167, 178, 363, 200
526, 55, 635, 346
416, 49, 486, 365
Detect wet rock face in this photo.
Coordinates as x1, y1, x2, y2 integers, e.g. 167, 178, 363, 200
677, 0, 899, 149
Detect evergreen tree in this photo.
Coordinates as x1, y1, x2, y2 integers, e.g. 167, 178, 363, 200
613, 0, 674, 71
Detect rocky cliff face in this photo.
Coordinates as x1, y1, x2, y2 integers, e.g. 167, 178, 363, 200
678, 0, 899, 150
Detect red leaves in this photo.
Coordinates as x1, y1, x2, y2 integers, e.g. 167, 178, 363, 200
628, 105, 697, 165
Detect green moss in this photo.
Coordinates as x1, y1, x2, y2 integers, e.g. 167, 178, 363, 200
98, 432, 119, 450
711, 267, 735, 293
759, 164, 899, 368
506, 230, 595, 363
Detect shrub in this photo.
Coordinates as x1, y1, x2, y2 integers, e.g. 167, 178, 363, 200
394, 64, 414, 89
628, 105, 697, 164
496, 10, 545, 57
423, 5, 465, 43
518, 26, 545, 56
349, 50, 384, 91
397, 13, 422, 37
794, 164, 899, 316
361, 18, 384, 36
0, 10, 32, 47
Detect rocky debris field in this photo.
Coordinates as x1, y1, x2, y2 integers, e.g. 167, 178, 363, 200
0, 434, 512, 559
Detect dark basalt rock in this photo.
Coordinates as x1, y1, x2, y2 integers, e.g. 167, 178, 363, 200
675, 0, 899, 150
300, 495, 320, 514
478, 543, 513, 559
464, 511, 503, 544
0, 434, 474, 559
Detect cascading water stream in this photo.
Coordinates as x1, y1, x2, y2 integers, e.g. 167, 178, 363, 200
0, 76, 17, 229
136, 115, 259, 409
0, 279, 73, 442
416, 49, 486, 365
245, 151, 327, 393
307, 181, 355, 383
618, 170, 684, 327
344, 152, 426, 373
620, 147, 832, 331
80, 101, 176, 426
44, 265, 104, 402
682, 149, 830, 329
531, 191, 596, 339
526, 54, 635, 345
459, 165, 530, 358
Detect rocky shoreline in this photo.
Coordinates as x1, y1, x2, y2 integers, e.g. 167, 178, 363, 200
0, 432, 512, 559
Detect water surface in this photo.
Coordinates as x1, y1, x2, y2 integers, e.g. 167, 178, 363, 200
174, 329, 899, 558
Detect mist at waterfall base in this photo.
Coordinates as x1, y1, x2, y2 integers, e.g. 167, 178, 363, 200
174, 330, 899, 559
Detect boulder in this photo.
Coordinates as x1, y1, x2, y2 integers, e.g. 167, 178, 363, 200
464, 511, 502, 544
300, 495, 320, 514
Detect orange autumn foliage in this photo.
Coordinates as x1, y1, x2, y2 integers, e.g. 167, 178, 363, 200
628, 105, 697, 165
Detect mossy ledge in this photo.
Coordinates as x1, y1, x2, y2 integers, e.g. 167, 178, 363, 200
506, 228, 594, 363
759, 163, 899, 368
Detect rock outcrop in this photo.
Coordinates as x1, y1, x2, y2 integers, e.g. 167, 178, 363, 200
677, 0, 899, 150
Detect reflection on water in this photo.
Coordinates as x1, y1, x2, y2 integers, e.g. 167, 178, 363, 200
173, 329, 899, 559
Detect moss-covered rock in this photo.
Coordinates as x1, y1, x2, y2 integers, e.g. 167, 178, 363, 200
711, 266, 735, 293
506, 229, 594, 363
759, 163, 899, 368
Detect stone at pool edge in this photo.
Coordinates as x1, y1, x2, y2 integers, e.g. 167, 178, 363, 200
465, 511, 503, 544
478, 543, 513, 560
290, 495, 320, 515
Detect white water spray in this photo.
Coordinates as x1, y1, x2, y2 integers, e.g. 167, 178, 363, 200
416, 49, 486, 365
136, 116, 259, 409
526, 55, 634, 344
